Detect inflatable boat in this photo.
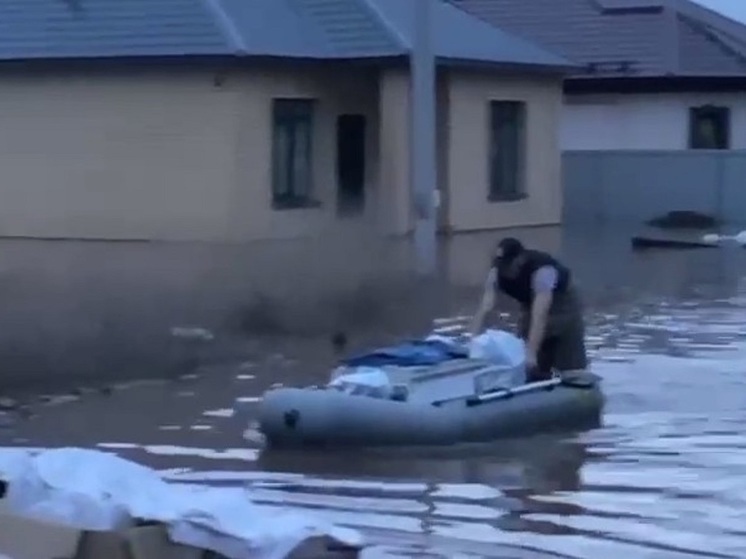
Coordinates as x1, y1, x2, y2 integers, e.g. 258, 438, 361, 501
257, 336, 604, 449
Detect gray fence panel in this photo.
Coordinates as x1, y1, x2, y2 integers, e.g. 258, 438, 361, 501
720, 153, 746, 226
562, 152, 604, 223
562, 150, 746, 226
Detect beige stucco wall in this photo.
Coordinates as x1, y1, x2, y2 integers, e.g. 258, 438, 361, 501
0, 63, 562, 243
0, 69, 240, 241
445, 70, 564, 232
0, 64, 391, 242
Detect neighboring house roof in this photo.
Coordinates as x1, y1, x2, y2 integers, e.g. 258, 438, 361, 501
450, 0, 746, 78
0, 0, 572, 71
367, 0, 572, 68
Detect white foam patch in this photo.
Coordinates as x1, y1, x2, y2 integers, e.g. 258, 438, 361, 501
97, 443, 259, 462
432, 324, 466, 334
202, 408, 235, 418
432, 502, 502, 521
159, 470, 307, 483
431, 484, 503, 501
433, 316, 470, 325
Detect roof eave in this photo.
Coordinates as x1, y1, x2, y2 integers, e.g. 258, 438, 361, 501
0, 53, 238, 69
0, 52, 409, 68
565, 74, 746, 94
0, 51, 577, 76
436, 56, 577, 74
568, 71, 746, 81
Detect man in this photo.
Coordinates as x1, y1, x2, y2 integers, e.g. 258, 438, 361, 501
470, 237, 587, 381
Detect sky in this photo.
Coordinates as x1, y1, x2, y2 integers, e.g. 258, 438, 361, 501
695, 0, 746, 22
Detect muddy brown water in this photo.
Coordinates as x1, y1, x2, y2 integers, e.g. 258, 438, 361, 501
1, 228, 746, 558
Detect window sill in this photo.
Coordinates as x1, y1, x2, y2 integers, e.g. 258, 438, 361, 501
272, 198, 321, 211
488, 192, 528, 203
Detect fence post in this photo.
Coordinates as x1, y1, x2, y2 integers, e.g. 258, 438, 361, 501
597, 151, 606, 223
715, 152, 725, 225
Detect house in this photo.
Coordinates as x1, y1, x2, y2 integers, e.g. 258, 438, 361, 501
0, 0, 575, 243
452, 0, 746, 151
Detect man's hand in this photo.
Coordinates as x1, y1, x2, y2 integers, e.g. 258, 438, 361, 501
525, 346, 538, 370
523, 340, 539, 381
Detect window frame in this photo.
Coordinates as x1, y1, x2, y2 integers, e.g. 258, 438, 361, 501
271, 98, 319, 210
487, 100, 528, 203
688, 105, 730, 150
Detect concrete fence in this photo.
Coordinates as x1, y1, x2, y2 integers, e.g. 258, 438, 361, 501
562, 150, 746, 226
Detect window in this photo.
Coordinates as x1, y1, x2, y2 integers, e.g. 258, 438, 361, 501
689, 105, 730, 150
488, 101, 527, 202
336, 114, 367, 216
271, 98, 316, 209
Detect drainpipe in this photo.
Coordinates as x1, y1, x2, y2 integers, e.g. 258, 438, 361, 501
411, 0, 437, 276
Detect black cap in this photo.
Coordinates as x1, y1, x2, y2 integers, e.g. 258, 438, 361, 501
496, 237, 524, 261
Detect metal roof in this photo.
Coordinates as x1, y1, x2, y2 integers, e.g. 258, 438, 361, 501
0, 0, 229, 59
367, 0, 572, 68
0, 0, 572, 70
450, 0, 746, 78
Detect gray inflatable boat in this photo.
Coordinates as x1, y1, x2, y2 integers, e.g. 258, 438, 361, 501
258, 354, 604, 449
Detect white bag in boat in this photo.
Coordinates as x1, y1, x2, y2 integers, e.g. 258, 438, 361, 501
328, 366, 392, 398
468, 329, 526, 368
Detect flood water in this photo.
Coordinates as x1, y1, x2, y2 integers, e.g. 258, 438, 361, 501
2, 227, 746, 558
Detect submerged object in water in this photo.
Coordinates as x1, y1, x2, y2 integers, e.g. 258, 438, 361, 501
631, 236, 718, 250
632, 230, 746, 250
646, 210, 719, 230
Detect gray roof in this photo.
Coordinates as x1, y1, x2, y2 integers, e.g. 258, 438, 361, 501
0, 0, 572, 71
368, 0, 572, 67
450, 0, 746, 78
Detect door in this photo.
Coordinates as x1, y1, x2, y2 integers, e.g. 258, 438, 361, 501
336, 114, 367, 216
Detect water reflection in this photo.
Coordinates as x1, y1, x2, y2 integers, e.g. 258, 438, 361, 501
254, 437, 588, 491
2, 227, 746, 558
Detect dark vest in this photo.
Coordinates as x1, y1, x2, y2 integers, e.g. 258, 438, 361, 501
493, 250, 570, 307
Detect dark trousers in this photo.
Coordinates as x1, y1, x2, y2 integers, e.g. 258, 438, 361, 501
518, 286, 588, 381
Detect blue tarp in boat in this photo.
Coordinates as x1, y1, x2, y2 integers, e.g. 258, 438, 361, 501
342, 339, 468, 368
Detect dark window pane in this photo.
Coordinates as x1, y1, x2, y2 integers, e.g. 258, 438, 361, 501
689, 106, 730, 150
271, 99, 315, 209
488, 101, 527, 202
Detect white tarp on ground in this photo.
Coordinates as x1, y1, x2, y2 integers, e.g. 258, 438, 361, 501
0, 447, 362, 559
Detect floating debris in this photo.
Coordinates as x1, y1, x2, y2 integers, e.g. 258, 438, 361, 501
170, 326, 215, 341
0, 397, 18, 410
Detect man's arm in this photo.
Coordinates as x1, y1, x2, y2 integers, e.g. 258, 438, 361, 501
469, 268, 497, 337
525, 266, 558, 356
